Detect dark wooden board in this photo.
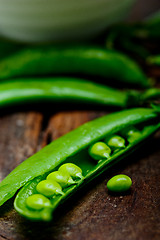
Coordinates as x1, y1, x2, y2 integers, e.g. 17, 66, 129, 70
0, 1, 160, 240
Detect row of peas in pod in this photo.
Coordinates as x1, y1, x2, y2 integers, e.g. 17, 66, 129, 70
26, 126, 141, 211
26, 163, 84, 211
89, 126, 142, 161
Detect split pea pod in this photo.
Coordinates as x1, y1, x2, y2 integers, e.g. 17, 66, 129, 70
0, 45, 150, 88
0, 108, 160, 221
0, 78, 159, 110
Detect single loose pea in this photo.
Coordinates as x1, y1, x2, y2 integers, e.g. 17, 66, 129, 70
59, 163, 83, 180
105, 135, 125, 150
36, 180, 64, 197
107, 174, 132, 192
47, 171, 75, 188
89, 142, 111, 160
26, 194, 51, 210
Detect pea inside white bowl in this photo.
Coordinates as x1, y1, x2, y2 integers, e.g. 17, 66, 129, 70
0, 0, 135, 43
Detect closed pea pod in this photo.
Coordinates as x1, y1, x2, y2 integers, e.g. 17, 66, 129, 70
0, 45, 150, 88
0, 78, 159, 110
107, 174, 132, 192
0, 78, 134, 109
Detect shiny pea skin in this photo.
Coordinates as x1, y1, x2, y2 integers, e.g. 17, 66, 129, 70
36, 180, 64, 197
126, 128, 142, 143
105, 135, 125, 150
59, 163, 83, 180
26, 194, 51, 210
47, 171, 75, 188
89, 142, 111, 160
107, 174, 132, 192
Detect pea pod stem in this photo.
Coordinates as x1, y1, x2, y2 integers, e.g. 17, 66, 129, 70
0, 45, 150, 88
0, 108, 159, 209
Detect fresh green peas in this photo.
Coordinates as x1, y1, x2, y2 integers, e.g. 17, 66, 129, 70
36, 180, 64, 197
89, 142, 111, 160
107, 174, 132, 192
105, 135, 125, 150
124, 127, 142, 143
26, 194, 51, 210
47, 171, 75, 188
59, 163, 83, 180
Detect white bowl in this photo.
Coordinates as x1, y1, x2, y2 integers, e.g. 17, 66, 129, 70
0, 0, 135, 43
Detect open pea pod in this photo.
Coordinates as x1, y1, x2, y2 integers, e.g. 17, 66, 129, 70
0, 108, 160, 221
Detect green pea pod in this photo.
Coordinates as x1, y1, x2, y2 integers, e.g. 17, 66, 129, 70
0, 45, 150, 88
0, 78, 136, 109
147, 55, 160, 66
0, 108, 160, 221
0, 78, 159, 110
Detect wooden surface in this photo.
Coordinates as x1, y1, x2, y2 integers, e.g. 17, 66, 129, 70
1, 1, 160, 240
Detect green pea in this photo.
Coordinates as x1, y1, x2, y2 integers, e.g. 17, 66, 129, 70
36, 180, 64, 197
124, 127, 142, 143
26, 194, 51, 210
107, 174, 132, 192
105, 135, 125, 150
88, 142, 111, 160
47, 171, 75, 188
59, 163, 83, 180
